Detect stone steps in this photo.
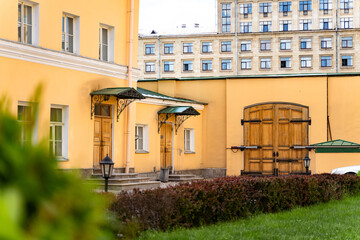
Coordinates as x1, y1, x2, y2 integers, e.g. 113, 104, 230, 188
168, 174, 203, 182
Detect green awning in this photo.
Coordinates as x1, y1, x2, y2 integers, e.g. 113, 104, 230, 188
312, 139, 360, 153
158, 106, 200, 115
90, 87, 145, 99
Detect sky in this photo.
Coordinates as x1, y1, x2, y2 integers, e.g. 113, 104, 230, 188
139, 0, 217, 35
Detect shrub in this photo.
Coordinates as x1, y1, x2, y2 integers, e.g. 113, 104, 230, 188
110, 174, 360, 233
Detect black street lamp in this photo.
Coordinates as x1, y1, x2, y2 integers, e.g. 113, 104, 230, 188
100, 154, 114, 192
304, 155, 311, 175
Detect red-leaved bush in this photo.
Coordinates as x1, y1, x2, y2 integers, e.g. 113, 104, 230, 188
110, 174, 360, 232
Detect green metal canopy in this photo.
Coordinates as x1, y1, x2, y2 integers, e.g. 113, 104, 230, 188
90, 87, 145, 121
312, 139, 360, 153
158, 106, 200, 134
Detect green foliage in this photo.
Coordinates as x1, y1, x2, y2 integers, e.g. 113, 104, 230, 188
111, 174, 360, 234
0, 97, 114, 240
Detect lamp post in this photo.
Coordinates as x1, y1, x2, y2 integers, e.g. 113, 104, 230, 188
304, 154, 311, 175
100, 154, 114, 192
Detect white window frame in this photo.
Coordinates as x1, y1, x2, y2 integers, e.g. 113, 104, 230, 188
299, 19, 312, 31
145, 44, 155, 55
241, 41, 251, 51
184, 128, 195, 153
18, 1, 39, 46
222, 3, 231, 33
135, 124, 149, 153
321, 37, 332, 49
340, 18, 353, 29
260, 40, 271, 51
341, 37, 353, 48
202, 42, 213, 53
221, 59, 232, 70
341, 55, 353, 67
99, 24, 114, 62
183, 60, 193, 71
145, 62, 155, 72
164, 61, 174, 72
260, 58, 271, 69
241, 59, 252, 69
300, 56, 312, 68
50, 105, 69, 160
62, 13, 80, 54
280, 57, 291, 68
279, 20, 291, 31
202, 60, 213, 71
280, 39, 291, 50
260, 21, 272, 32
18, 101, 38, 145
240, 22, 252, 33
221, 41, 232, 52
183, 43, 193, 53
164, 43, 174, 54
320, 18, 332, 30
300, 38, 312, 49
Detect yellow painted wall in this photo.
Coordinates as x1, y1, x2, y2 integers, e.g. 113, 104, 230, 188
313, 152, 360, 173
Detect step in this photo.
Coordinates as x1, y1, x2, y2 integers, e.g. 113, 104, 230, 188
87, 177, 151, 185
96, 181, 161, 191
168, 177, 203, 182
169, 174, 197, 179
91, 173, 139, 179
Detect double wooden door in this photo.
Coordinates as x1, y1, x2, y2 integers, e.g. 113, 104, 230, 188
243, 103, 309, 175
160, 123, 172, 169
93, 105, 112, 169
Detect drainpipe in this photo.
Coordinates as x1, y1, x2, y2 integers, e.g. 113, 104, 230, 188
158, 34, 161, 79
335, 0, 339, 73
125, 0, 135, 173
235, 0, 238, 75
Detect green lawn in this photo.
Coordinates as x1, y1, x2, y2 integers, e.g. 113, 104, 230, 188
138, 194, 360, 240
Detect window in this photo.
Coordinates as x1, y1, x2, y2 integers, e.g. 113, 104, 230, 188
300, 38, 312, 49
279, 2, 291, 15
301, 56, 312, 68
259, 2, 272, 16
260, 40, 271, 51
18, 103, 35, 145
280, 39, 291, 50
99, 25, 114, 61
260, 21, 272, 32
299, 19, 312, 30
260, 58, 271, 69
145, 44, 155, 55
241, 59, 251, 69
241, 41, 251, 51
340, 18, 353, 29
222, 3, 231, 32
320, 0, 332, 12
183, 61, 193, 71
321, 56, 332, 67
184, 128, 195, 153
50, 106, 68, 159
280, 57, 291, 68
221, 59, 232, 70
342, 55, 353, 66
240, 3, 252, 17
342, 37, 353, 48
18, 1, 38, 45
135, 125, 149, 153
299, 1, 312, 12
340, 0, 353, 11
164, 61, 174, 72
145, 62, 155, 72
202, 42, 212, 53
202, 60, 212, 71
183, 43, 193, 53
320, 19, 332, 30
221, 41, 232, 52
280, 20, 291, 31
321, 38, 332, 49
164, 43, 174, 54
62, 14, 79, 53
240, 22, 252, 33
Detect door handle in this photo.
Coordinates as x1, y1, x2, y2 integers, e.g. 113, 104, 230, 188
276, 152, 279, 157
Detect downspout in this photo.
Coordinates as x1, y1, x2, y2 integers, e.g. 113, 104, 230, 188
125, 0, 135, 173
335, 0, 339, 73
235, 0, 238, 75
158, 35, 161, 79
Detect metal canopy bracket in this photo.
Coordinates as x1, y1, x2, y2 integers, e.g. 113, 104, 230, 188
117, 98, 135, 122
175, 115, 191, 133
91, 95, 110, 119
158, 113, 171, 133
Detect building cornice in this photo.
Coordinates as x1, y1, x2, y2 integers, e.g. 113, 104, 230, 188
137, 97, 205, 110
0, 38, 139, 81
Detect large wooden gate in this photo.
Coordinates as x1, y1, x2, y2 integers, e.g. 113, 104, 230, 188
243, 103, 310, 175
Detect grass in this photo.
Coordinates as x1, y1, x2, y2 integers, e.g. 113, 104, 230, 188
138, 194, 360, 240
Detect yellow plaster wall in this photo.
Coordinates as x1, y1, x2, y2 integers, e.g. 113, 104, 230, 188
313, 153, 360, 173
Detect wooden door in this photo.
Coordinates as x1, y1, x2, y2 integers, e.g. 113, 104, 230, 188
243, 103, 309, 175
93, 105, 112, 169
160, 123, 172, 169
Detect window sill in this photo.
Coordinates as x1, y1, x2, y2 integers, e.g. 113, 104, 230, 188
221, 51, 232, 54
280, 49, 292, 52
183, 70, 194, 73
183, 52, 194, 54
56, 158, 69, 162
201, 70, 213, 72
341, 66, 354, 69
184, 151, 196, 154
145, 71, 156, 74
201, 52, 213, 54
136, 150, 149, 154
145, 53, 155, 56
300, 48, 312, 51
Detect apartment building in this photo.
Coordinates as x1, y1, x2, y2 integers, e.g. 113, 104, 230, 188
138, 0, 359, 79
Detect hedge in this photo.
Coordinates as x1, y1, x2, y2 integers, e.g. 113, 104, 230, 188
110, 174, 360, 232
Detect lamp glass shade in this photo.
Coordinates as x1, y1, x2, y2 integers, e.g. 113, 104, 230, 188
100, 155, 114, 178
303, 155, 311, 168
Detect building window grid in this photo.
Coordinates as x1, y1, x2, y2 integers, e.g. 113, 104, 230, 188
241, 59, 251, 69
145, 44, 155, 55
342, 37, 353, 48
280, 20, 291, 31
320, 19, 332, 30
320, 0, 332, 11
260, 58, 271, 69
340, 0, 353, 10
221, 59, 232, 70
241, 41, 251, 51
62, 15, 74, 53
321, 56, 332, 67
342, 55, 353, 66
183, 61, 193, 71
202, 60, 213, 71
299, 19, 312, 31
221, 41, 232, 52
299, 1, 312, 12
260, 21, 272, 32
99, 27, 109, 61
145, 62, 155, 72
321, 38, 332, 49
280, 39, 291, 50
18, 104, 33, 145
164, 61, 174, 72
222, 3, 231, 33
279, 2, 292, 13
301, 38, 312, 49
280, 57, 291, 68
202, 42, 212, 53
340, 18, 353, 29
240, 3, 252, 17
301, 56, 312, 68
184, 128, 195, 153
183, 43, 193, 53
259, 2, 272, 17
260, 40, 271, 51
164, 43, 174, 54
18, 2, 33, 44
240, 22, 252, 33
49, 108, 64, 158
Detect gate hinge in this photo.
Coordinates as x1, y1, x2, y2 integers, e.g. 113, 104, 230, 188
241, 119, 261, 125
290, 118, 311, 125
